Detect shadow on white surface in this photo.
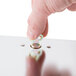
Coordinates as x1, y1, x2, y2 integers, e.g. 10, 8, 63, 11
0, 36, 76, 76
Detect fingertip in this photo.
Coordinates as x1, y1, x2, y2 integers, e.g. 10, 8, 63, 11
27, 33, 39, 40
27, 27, 39, 40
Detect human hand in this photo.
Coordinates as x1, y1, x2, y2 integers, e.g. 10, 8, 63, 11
27, 0, 76, 40
26, 51, 71, 76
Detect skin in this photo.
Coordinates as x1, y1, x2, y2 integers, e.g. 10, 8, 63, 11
27, 0, 76, 40
26, 0, 76, 75
26, 51, 71, 76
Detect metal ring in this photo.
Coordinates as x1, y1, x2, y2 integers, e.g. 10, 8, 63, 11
30, 34, 43, 49
30, 43, 41, 49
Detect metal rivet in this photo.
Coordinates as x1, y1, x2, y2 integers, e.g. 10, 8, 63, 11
30, 43, 41, 49
47, 46, 51, 48
21, 44, 25, 47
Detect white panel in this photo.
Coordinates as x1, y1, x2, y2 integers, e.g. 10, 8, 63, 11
0, 36, 76, 76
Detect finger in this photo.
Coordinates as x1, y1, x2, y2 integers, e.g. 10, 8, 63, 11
42, 19, 48, 37
26, 51, 45, 76
27, 12, 47, 40
67, 3, 76, 11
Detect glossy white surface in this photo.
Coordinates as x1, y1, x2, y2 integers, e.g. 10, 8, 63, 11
0, 36, 76, 76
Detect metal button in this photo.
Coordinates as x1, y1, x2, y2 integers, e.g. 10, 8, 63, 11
30, 43, 41, 49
